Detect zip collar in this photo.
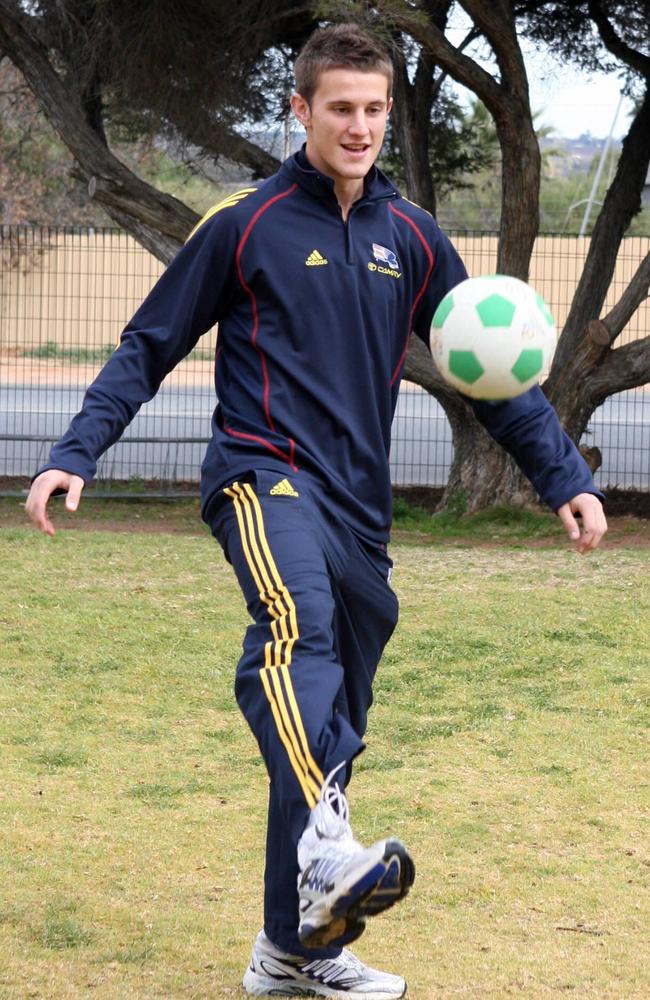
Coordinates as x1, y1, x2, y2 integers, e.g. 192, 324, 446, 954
280, 145, 399, 210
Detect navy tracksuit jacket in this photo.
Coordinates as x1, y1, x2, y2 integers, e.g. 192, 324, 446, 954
37, 149, 602, 956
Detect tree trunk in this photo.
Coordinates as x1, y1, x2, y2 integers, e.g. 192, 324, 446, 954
493, 112, 539, 278
391, 0, 543, 505
403, 336, 535, 511
545, 87, 650, 440
391, 49, 437, 215
462, 0, 540, 278
391, 0, 650, 511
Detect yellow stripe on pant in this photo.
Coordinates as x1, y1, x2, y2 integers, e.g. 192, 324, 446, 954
224, 482, 324, 807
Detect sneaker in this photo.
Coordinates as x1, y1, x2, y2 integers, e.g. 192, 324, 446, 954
296, 765, 415, 950
242, 929, 407, 998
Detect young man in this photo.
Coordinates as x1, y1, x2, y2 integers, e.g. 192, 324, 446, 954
26, 23, 606, 1000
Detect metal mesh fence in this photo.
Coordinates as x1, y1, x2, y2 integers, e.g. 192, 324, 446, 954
1, 225, 648, 496
0, 225, 216, 493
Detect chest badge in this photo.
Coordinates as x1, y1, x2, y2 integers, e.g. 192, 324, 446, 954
305, 249, 328, 266
368, 243, 401, 279
373, 243, 399, 269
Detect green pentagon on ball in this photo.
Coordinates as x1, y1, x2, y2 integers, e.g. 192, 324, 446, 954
432, 293, 454, 328
511, 348, 543, 384
475, 294, 516, 327
449, 349, 485, 385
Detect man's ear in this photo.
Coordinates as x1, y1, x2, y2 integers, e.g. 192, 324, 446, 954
387, 96, 393, 116
291, 92, 311, 128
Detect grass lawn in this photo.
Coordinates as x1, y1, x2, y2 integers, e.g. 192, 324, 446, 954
1, 498, 649, 998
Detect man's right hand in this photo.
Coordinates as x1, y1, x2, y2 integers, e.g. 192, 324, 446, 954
25, 470, 85, 536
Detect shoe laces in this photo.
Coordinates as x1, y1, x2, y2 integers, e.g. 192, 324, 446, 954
312, 761, 351, 840
298, 762, 360, 876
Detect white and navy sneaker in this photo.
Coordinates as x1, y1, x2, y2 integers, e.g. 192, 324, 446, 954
296, 765, 415, 950
242, 929, 407, 998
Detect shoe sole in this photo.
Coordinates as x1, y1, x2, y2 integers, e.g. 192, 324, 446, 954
243, 966, 407, 998
298, 838, 415, 950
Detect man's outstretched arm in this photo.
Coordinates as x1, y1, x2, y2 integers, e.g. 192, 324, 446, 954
24, 208, 238, 535
410, 229, 606, 553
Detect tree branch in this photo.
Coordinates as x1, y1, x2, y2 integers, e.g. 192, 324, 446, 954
461, 0, 528, 101
548, 85, 650, 383
375, 0, 502, 107
603, 251, 650, 343
182, 119, 281, 179
0, 0, 197, 261
430, 26, 480, 101
587, 0, 650, 78
590, 335, 650, 400
377, 0, 540, 278
390, 44, 437, 212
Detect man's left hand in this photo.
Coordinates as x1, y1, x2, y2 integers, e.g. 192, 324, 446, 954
557, 493, 607, 554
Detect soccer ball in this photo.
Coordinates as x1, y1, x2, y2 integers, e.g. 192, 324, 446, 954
430, 274, 556, 400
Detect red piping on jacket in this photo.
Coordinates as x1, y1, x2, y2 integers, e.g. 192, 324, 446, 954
388, 203, 435, 386
233, 184, 299, 469
223, 424, 298, 471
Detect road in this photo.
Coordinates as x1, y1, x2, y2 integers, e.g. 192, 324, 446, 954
1, 383, 649, 490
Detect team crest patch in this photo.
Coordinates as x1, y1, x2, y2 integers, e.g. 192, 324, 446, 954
270, 478, 299, 497
372, 243, 399, 270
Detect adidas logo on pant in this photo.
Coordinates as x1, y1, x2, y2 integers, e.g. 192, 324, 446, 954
270, 478, 299, 497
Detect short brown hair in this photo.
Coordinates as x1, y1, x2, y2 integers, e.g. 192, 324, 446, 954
294, 23, 393, 104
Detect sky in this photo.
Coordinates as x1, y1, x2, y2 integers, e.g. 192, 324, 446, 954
453, 63, 634, 142
447, 17, 637, 142
526, 66, 635, 141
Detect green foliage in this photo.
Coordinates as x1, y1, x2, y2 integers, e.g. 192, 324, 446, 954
517, 1, 649, 79
538, 149, 650, 235
23, 340, 216, 365
2, 6, 648, 239
0, 56, 233, 226
381, 91, 500, 202
24, 342, 116, 364
437, 138, 650, 236
391, 495, 564, 543
111, 138, 226, 217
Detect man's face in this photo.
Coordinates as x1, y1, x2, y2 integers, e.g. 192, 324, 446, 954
291, 68, 392, 185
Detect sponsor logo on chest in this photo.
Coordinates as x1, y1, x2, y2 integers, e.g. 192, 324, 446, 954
368, 242, 401, 279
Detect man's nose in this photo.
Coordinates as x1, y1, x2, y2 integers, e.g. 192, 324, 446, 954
347, 110, 369, 135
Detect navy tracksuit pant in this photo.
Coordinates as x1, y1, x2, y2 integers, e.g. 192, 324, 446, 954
207, 468, 398, 957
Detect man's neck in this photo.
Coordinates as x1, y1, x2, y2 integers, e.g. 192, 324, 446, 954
301, 146, 366, 221
334, 178, 364, 221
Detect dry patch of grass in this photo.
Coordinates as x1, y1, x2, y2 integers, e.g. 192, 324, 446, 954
1, 523, 648, 998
